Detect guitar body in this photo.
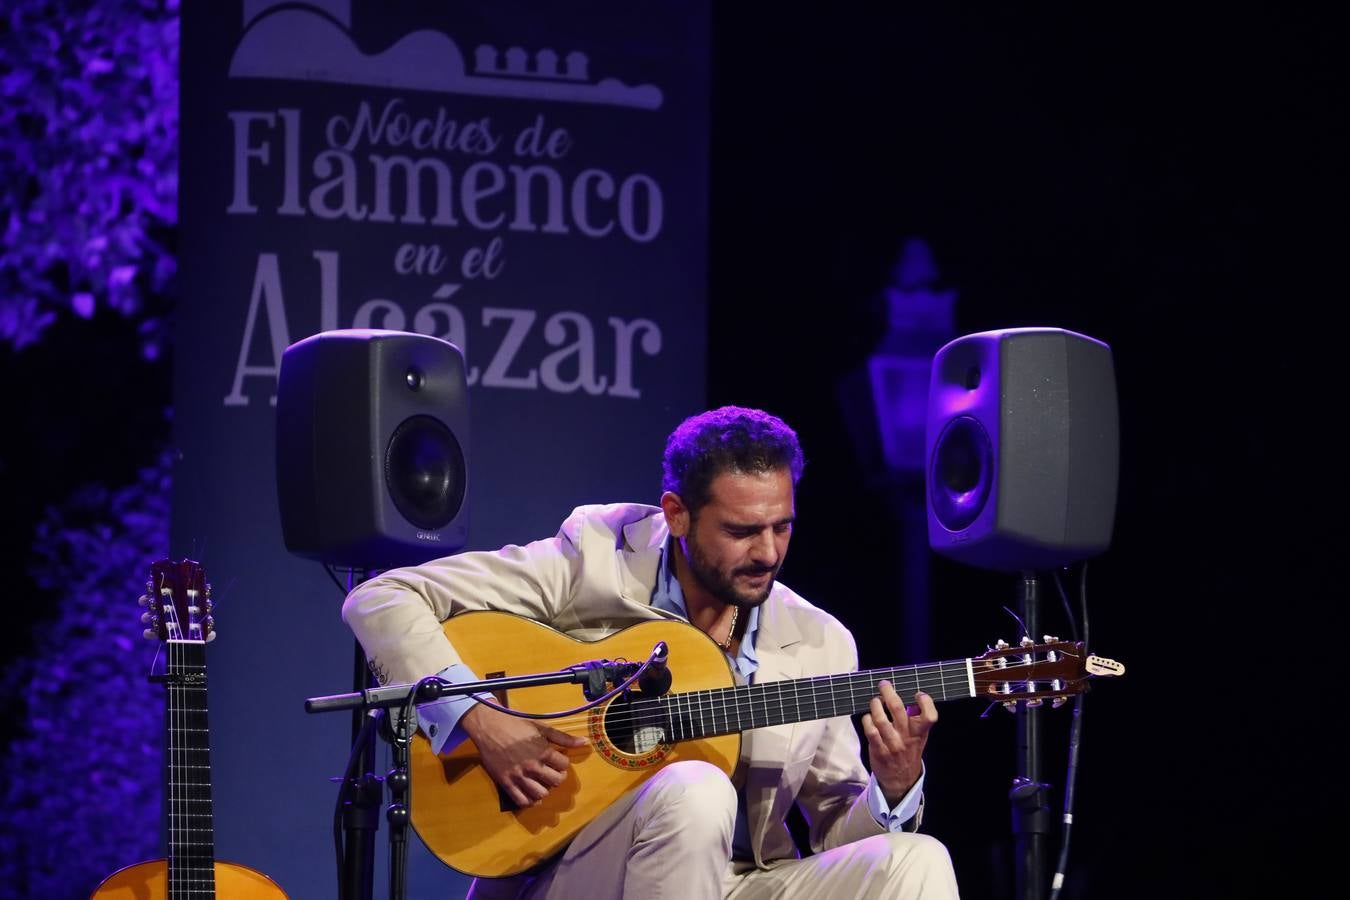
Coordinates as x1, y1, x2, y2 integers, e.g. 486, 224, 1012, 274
410, 611, 1117, 879
411, 612, 740, 878
91, 859, 286, 898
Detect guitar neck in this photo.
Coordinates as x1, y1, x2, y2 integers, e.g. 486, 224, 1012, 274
165, 639, 216, 898
655, 658, 975, 742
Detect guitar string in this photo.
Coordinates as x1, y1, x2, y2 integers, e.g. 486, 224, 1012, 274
598, 655, 1069, 737
456, 665, 989, 740
164, 576, 214, 892
167, 580, 180, 896
453, 669, 1031, 739
514, 663, 1066, 741
170, 643, 213, 889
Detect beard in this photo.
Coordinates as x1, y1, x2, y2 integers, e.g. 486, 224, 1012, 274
682, 528, 779, 609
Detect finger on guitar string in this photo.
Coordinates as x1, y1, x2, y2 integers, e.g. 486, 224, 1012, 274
463, 705, 590, 807
541, 722, 588, 749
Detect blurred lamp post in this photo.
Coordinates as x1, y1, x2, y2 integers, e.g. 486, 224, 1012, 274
840, 238, 955, 662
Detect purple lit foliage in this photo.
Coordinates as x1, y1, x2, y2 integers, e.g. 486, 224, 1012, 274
0, 454, 171, 898
0, 0, 179, 355
0, 1, 180, 894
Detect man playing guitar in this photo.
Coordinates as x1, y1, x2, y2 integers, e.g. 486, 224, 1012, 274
344, 406, 960, 898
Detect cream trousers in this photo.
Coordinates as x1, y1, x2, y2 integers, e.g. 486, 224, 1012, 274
467, 761, 960, 900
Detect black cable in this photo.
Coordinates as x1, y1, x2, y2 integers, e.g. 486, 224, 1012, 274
1048, 560, 1091, 900
1051, 568, 1081, 643
1079, 561, 1090, 650
324, 563, 350, 596
464, 649, 663, 721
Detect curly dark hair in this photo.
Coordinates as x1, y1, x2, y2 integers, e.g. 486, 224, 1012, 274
661, 406, 806, 514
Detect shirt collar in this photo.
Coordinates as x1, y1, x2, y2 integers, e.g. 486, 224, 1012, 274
652, 535, 760, 675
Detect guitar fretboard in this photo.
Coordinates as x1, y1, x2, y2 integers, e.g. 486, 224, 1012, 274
649, 659, 975, 742
166, 640, 215, 897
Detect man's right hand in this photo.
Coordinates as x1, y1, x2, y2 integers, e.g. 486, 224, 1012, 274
460, 703, 587, 808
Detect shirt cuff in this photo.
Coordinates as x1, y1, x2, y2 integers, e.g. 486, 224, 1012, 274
417, 663, 489, 755
866, 763, 925, 831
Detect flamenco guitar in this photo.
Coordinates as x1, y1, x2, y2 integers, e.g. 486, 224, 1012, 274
92, 559, 286, 900
409, 611, 1124, 878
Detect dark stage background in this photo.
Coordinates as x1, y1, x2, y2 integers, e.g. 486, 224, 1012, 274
2, 3, 1343, 898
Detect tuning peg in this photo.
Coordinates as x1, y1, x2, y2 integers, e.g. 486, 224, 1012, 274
1052, 697, 1069, 709
994, 639, 1010, 650
1002, 701, 1019, 713
140, 612, 152, 625
206, 630, 217, 643
1019, 636, 1035, 648
1025, 698, 1044, 708
138, 594, 150, 607
1042, 635, 1060, 643
143, 628, 157, 640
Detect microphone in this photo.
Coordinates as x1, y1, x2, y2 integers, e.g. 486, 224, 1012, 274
568, 641, 671, 700
637, 641, 671, 696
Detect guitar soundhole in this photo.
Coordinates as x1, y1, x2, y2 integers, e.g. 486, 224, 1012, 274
604, 695, 669, 752
591, 696, 672, 770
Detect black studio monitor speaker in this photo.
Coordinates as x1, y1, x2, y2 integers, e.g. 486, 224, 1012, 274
925, 328, 1118, 571
276, 329, 470, 569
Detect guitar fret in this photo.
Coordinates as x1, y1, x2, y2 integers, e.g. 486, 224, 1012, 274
683, 657, 981, 738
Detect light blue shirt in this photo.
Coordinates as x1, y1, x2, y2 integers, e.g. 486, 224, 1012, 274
415, 537, 925, 849
647, 539, 924, 856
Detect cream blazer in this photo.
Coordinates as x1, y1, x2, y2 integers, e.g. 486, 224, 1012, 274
343, 503, 920, 866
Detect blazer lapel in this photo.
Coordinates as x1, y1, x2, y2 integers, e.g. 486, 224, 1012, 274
619, 511, 667, 606
745, 589, 803, 864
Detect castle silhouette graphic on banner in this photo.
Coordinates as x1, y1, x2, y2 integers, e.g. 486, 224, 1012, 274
229, 0, 664, 109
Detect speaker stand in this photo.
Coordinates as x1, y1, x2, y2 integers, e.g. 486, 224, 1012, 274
341, 570, 380, 900
1011, 573, 1053, 900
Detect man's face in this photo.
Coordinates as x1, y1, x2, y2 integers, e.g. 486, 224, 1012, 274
677, 468, 795, 608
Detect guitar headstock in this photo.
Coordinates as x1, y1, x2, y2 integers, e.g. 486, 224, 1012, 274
974, 636, 1123, 711
140, 558, 215, 643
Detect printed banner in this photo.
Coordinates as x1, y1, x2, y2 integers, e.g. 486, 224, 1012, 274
177, 2, 709, 895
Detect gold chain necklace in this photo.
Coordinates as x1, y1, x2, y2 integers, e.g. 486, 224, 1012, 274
715, 604, 740, 651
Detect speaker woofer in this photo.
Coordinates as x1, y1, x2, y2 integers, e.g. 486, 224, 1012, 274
930, 415, 993, 532
384, 414, 466, 531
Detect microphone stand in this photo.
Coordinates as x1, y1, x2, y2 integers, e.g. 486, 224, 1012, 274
1011, 573, 1053, 900
307, 650, 668, 900
342, 568, 379, 900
